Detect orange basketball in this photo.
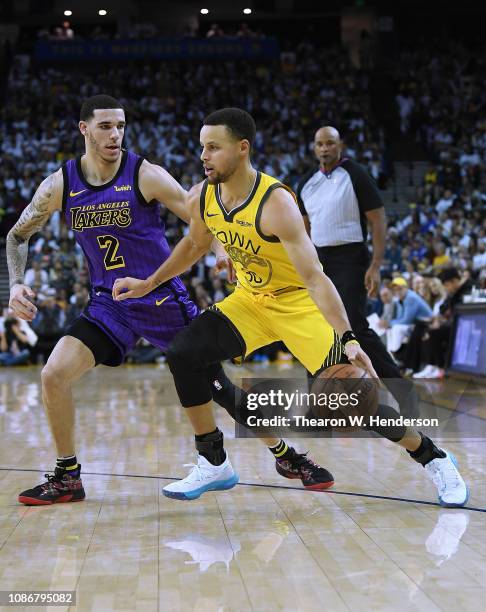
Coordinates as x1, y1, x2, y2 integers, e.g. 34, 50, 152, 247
310, 364, 379, 431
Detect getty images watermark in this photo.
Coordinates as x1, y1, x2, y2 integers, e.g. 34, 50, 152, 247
231, 377, 470, 439
244, 388, 439, 429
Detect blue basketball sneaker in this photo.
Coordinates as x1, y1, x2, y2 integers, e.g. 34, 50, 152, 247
163, 454, 239, 501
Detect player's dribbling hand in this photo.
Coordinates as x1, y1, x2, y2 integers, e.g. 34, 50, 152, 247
9, 284, 37, 321
344, 342, 379, 379
112, 277, 152, 301
214, 255, 236, 283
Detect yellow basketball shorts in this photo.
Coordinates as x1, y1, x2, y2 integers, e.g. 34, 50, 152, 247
211, 286, 337, 375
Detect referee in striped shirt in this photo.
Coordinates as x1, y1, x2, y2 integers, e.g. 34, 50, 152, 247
297, 126, 417, 415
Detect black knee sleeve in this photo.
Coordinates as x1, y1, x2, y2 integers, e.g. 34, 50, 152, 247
208, 364, 266, 430
166, 326, 212, 407
166, 311, 243, 408
208, 365, 241, 415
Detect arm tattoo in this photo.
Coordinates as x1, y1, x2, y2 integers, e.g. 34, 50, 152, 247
6, 174, 55, 288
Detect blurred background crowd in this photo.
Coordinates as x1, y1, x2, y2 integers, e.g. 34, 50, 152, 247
0, 3, 484, 373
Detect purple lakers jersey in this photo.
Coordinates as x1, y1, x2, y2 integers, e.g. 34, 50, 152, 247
62, 150, 186, 295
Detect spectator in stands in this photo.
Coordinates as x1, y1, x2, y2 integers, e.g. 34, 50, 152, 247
459, 144, 481, 169
237, 23, 257, 38
31, 292, 65, 363
65, 286, 89, 327
48, 258, 75, 294
0, 316, 31, 366
428, 277, 447, 314
473, 242, 486, 271
24, 259, 49, 292
206, 24, 225, 38
402, 276, 446, 375
413, 268, 472, 378
432, 242, 451, 271
126, 339, 164, 364
383, 238, 403, 273
32, 229, 59, 255
396, 88, 414, 133
439, 267, 473, 313
379, 286, 395, 324
193, 283, 212, 311
379, 277, 432, 355
54, 21, 74, 40
211, 277, 228, 303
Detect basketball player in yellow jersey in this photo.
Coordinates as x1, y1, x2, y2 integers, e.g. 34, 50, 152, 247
114, 108, 468, 507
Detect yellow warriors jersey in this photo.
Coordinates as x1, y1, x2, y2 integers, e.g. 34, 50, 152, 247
200, 171, 304, 294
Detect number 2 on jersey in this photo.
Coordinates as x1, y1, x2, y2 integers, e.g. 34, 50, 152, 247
97, 235, 126, 270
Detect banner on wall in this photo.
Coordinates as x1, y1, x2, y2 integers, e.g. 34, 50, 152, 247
35, 37, 279, 62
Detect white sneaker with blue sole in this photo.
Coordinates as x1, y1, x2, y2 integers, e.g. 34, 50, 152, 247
425, 450, 469, 508
163, 453, 239, 501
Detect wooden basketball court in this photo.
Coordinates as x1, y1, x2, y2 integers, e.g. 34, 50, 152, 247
0, 363, 484, 611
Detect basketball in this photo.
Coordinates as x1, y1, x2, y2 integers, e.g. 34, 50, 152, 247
310, 364, 380, 431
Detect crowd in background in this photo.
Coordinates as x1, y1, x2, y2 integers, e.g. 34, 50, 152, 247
40, 19, 265, 41
0, 41, 379, 210
0, 39, 484, 371
395, 39, 486, 165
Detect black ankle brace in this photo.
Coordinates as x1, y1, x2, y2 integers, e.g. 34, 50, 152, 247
195, 428, 226, 466
407, 433, 446, 466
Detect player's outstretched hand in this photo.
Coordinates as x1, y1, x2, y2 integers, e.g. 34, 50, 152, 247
214, 254, 236, 283
112, 277, 152, 301
344, 342, 378, 379
9, 284, 37, 321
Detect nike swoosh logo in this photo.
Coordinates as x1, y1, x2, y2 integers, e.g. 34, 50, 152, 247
70, 189, 87, 197
207, 212, 219, 217
155, 296, 170, 306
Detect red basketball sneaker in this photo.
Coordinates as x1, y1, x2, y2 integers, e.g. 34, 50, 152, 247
18, 466, 86, 505
275, 449, 334, 490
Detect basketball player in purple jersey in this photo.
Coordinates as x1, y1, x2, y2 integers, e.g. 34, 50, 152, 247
7, 95, 333, 505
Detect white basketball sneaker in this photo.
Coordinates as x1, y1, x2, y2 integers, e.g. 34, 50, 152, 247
413, 364, 435, 379
425, 450, 469, 508
163, 454, 239, 501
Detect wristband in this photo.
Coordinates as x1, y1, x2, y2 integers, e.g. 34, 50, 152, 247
341, 331, 359, 346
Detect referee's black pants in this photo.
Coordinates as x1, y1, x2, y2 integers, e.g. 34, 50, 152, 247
316, 242, 418, 417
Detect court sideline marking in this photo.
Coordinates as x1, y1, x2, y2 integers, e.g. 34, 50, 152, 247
1, 467, 484, 513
